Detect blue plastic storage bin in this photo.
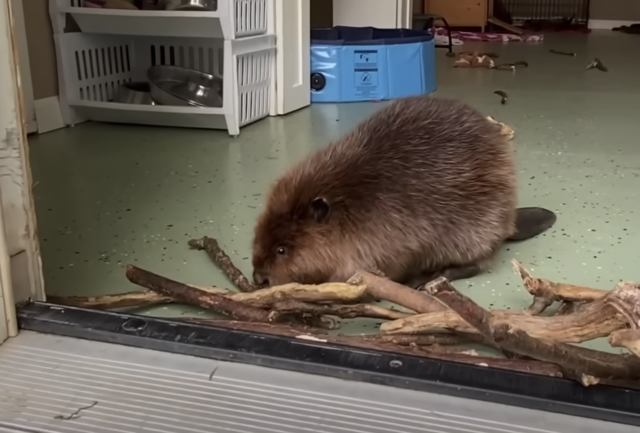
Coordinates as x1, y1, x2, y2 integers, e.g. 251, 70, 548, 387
310, 26, 437, 103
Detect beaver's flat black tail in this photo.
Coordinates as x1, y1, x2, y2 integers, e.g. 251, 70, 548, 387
507, 207, 557, 242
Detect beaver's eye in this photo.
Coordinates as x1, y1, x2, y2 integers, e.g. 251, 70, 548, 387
276, 246, 287, 256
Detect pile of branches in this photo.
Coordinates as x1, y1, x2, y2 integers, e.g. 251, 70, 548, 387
50, 236, 640, 387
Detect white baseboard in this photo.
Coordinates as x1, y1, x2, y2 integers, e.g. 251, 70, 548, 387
34, 96, 65, 134
588, 19, 639, 30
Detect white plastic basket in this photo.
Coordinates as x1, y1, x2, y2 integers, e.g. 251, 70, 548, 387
50, 0, 270, 39
54, 32, 275, 136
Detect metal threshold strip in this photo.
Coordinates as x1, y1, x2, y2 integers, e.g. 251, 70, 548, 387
0, 301, 637, 433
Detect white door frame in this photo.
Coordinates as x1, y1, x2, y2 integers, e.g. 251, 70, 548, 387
333, 0, 413, 29
0, 0, 46, 344
0, 0, 24, 343
396, 0, 414, 28
270, 0, 311, 116
7, 0, 37, 134
0, 183, 17, 344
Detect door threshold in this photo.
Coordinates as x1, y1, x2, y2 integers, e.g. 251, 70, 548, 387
10, 301, 640, 430
0, 330, 636, 433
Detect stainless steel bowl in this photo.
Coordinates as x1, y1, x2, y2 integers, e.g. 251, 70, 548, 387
113, 81, 155, 105
147, 65, 223, 108
159, 0, 217, 11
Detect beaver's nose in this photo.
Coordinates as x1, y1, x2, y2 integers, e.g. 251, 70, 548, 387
252, 270, 270, 287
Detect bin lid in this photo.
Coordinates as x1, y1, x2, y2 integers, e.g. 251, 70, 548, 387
311, 26, 434, 46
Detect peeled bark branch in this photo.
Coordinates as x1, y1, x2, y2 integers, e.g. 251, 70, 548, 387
48, 284, 229, 310
605, 281, 640, 329
47, 291, 171, 309
554, 301, 581, 316
369, 334, 470, 346
188, 236, 258, 292
381, 300, 625, 343
180, 318, 564, 378
511, 260, 607, 314
422, 277, 640, 381
185, 319, 470, 347
270, 299, 411, 320
609, 330, 640, 358
232, 281, 369, 306
493, 326, 640, 382
54, 279, 368, 312
347, 271, 445, 314
605, 282, 640, 358
125, 265, 272, 322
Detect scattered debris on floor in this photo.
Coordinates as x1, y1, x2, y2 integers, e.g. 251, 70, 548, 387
451, 51, 527, 72
208, 367, 218, 381
506, 60, 529, 68
612, 23, 640, 34
54, 401, 98, 421
586, 57, 608, 72
494, 90, 509, 105
453, 52, 496, 68
435, 27, 543, 43
450, 46, 609, 76
493, 61, 530, 71
451, 48, 609, 76
493, 64, 516, 71
549, 49, 577, 56
50, 236, 640, 389
547, 49, 609, 72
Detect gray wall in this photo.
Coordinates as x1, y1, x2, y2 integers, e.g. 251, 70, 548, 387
313, 0, 640, 26
590, 0, 640, 21
23, 0, 58, 100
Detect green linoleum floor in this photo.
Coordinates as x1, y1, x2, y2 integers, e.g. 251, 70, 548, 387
28, 32, 640, 350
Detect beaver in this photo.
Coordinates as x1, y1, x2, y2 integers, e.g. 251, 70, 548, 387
251, 95, 556, 288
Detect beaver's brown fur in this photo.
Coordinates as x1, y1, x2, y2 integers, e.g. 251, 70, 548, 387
251, 95, 556, 288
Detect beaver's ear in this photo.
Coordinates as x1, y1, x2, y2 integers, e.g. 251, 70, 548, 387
309, 197, 331, 223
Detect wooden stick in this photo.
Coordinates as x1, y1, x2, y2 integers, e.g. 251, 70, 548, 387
605, 282, 640, 358
125, 265, 272, 322
511, 260, 608, 314
232, 281, 369, 307
188, 236, 258, 292
495, 326, 640, 383
367, 334, 470, 346
380, 298, 625, 344
270, 299, 412, 320
609, 330, 640, 359
424, 278, 495, 336
183, 318, 470, 346
47, 291, 171, 309
52, 280, 367, 311
554, 301, 580, 316
48, 284, 229, 310
121, 265, 372, 326
423, 277, 640, 381
347, 271, 446, 314
296, 315, 341, 330
180, 318, 564, 378
605, 281, 640, 328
